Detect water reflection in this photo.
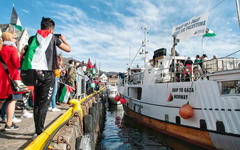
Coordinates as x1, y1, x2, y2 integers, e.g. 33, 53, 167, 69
97, 104, 205, 150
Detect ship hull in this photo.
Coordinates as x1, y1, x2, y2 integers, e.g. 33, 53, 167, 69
123, 104, 238, 150
119, 68, 240, 150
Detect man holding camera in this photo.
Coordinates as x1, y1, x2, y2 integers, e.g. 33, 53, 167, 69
26, 17, 71, 137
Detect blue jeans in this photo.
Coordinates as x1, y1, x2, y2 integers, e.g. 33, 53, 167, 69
1, 101, 15, 120
50, 77, 59, 108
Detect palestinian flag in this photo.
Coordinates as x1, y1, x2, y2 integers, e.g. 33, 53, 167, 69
92, 63, 95, 69
10, 6, 22, 32
86, 58, 92, 71
59, 84, 75, 103
90, 81, 95, 88
168, 92, 173, 102
91, 63, 96, 77
21, 30, 53, 70
203, 28, 216, 38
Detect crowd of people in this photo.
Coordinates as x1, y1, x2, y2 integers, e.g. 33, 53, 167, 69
0, 17, 102, 137
0, 18, 71, 135
175, 54, 209, 81
0, 17, 70, 137
53, 57, 101, 102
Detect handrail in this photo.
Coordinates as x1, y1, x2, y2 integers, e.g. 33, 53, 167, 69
24, 87, 105, 150
24, 108, 73, 150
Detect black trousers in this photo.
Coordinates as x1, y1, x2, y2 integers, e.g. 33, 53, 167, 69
34, 71, 55, 135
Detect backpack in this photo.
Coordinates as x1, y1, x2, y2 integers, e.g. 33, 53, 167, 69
20, 45, 36, 86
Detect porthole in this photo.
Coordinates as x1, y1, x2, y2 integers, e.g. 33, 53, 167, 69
200, 119, 207, 130
176, 116, 181, 124
216, 121, 225, 133
165, 114, 169, 122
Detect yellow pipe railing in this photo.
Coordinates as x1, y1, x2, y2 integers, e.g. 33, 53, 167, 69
24, 108, 73, 150
24, 87, 105, 150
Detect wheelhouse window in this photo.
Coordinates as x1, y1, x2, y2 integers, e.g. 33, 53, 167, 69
221, 80, 240, 95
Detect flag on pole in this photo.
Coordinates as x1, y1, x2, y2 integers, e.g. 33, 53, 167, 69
59, 84, 75, 103
10, 6, 22, 32
92, 63, 95, 68
86, 58, 92, 73
203, 28, 216, 37
91, 63, 96, 77
86, 58, 92, 69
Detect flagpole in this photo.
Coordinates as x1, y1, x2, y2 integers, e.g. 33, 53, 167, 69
58, 81, 75, 90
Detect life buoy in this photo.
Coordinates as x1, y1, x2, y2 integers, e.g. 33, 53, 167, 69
115, 94, 121, 101
179, 103, 194, 119
120, 98, 126, 104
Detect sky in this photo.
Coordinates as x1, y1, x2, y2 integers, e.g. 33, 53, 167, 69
0, 0, 240, 72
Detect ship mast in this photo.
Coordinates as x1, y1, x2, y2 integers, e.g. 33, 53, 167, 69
170, 35, 179, 81
235, 0, 240, 29
140, 27, 148, 67
129, 27, 148, 68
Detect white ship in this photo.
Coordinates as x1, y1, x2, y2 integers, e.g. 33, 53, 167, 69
106, 83, 121, 105
118, 18, 240, 149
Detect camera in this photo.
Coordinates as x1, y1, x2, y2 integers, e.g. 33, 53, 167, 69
54, 34, 61, 38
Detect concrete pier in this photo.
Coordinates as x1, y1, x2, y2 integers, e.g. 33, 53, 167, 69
0, 104, 69, 150
0, 89, 106, 150
48, 93, 106, 150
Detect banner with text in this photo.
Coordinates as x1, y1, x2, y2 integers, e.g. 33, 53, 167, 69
172, 12, 209, 40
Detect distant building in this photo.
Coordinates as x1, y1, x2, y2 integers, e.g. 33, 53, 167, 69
18, 28, 29, 53
108, 77, 118, 85
0, 7, 29, 54
99, 73, 108, 83
0, 24, 29, 54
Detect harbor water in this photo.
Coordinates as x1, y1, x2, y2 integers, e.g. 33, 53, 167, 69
97, 103, 206, 150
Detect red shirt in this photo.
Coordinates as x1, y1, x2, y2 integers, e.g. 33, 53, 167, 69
0, 45, 20, 99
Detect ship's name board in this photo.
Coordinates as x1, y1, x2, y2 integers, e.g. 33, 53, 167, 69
172, 87, 194, 93
171, 87, 194, 100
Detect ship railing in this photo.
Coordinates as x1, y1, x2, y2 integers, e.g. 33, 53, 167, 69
154, 66, 197, 82
132, 72, 144, 84
154, 65, 204, 82
118, 76, 127, 86
154, 58, 240, 83
24, 87, 105, 150
122, 72, 144, 85
204, 57, 240, 73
